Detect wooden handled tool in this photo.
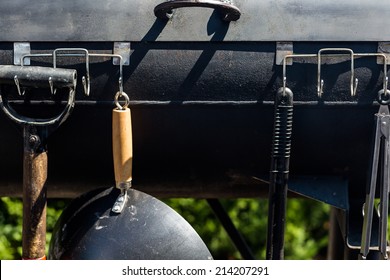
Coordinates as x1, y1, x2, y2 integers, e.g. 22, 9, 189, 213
0, 65, 77, 260
111, 91, 132, 214
112, 107, 133, 190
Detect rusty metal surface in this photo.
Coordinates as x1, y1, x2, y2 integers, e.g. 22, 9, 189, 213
1, 0, 390, 41
22, 150, 47, 259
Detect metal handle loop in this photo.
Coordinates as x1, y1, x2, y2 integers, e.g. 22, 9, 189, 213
115, 91, 130, 110
0, 65, 77, 126
0, 87, 75, 127
154, 0, 241, 21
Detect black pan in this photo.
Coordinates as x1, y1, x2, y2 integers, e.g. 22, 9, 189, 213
49, 100, 212, 260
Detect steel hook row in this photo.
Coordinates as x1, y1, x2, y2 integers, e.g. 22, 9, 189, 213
19, 48, 124, 97
281, 48, 389, 99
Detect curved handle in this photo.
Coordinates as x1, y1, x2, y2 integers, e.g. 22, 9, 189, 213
154, 0, 241, 22
0, 66, 77, 126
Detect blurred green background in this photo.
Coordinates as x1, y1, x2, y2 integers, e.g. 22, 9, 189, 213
0, 196, 330, 260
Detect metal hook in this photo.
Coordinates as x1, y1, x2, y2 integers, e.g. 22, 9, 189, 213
353, 53, 390, 103
53, 48, 90, 96
119, 77, 124, 94
88, 53, 124, 94
282, 53, 317, 97
21, 49, 125, 98
381, 56, 389, 97
317, 48, 358, 98
116, 55, 124, 94
48, 77, 56, 95
82, 76, 90, 96
14, 75, 25, 96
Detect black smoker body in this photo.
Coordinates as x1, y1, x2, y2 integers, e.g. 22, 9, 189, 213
0, 0, 389, 259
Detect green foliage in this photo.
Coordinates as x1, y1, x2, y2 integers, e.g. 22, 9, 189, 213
0, 196, 331, 260
164, 198, 331, 260
0, 197, 68, 260
0, 197, 23, 259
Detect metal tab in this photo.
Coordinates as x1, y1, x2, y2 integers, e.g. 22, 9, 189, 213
14, 43, 30, 66
276, 42, 293, 65
377, 42, 390, 64
113, 42, 130, 66
112, 191, 128, 214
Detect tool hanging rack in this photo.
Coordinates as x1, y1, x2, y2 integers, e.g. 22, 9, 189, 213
280, 47, 390, 102
268, 47, 390, 260
15, 47, 126, 99
0, 47, 130, 260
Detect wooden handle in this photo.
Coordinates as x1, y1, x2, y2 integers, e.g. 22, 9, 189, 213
22, 150, 47, 260
112, 108, 133, 189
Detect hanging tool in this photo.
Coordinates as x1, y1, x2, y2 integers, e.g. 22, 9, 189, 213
0, 65, 77, 260
48, 89, 213, 260
360, 96, 390, 260
266, 86, 293, 260
111, 90, 132, 213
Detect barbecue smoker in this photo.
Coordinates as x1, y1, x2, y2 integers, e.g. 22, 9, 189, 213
0, 0, 389, 260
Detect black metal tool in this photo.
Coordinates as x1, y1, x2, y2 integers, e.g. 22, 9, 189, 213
360, 102, 390, 260
266, 87, 293, 260
0, 65, 77, 260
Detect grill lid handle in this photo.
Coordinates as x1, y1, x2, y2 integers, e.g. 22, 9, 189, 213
154, 0, 241, 22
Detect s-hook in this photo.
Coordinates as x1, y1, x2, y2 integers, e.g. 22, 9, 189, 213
360, 99, 390, 260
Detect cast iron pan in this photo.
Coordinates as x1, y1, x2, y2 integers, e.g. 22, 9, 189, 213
48, 187, 213, 259
49, 99, 213, 260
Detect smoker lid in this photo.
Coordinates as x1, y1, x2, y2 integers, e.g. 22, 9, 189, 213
2, 0, 390, 42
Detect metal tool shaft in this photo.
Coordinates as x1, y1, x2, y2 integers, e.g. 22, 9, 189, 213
0, 65, 77, 260
22, 126, 48, 260
360, 105, 390, 260
266, 87, 293, 260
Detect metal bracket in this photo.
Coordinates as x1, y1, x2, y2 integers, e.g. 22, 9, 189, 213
275, 42, 293, 66
281, 48, 389, 98
13, 42, 30, 66
20, 48, 126, 97
112, 191, 128, 214
113, 42, 130, 66
377, 42, 390, 64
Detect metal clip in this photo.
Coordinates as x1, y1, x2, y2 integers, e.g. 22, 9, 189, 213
317, 48, 358, 98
